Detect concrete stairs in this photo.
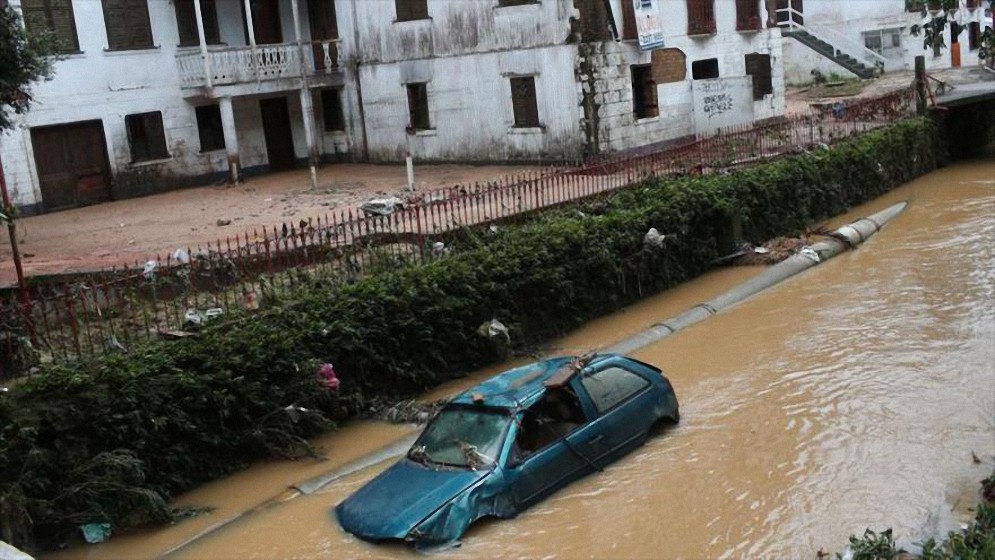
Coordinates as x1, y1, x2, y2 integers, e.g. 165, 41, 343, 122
784, 30, 877, 79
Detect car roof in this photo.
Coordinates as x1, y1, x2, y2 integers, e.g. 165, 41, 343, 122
449, 354, 621, 410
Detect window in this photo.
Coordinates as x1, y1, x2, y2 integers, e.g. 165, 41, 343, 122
744, 53, 772, 100
125, 112, 168, 162
968, 21, 980, 51
686, 0, 716, 35
691, 58, 719, 79
631, 65, 658, 120
20, 0, 79, 53
321, 89, 345, 132
735, 0, 762, 31
406, 82, 431, 131
513, 388, 587, 461
195, 105, 224, 152
581, 367, 650, 414
862, 28, 903, 58
510, 76, 540, 128
410, 407, 510, 469
102, 0, 154, 50
395, 0, 428, 21
174, 0, 220, 47
620, 0, 637, 39
498, 0, 537, 6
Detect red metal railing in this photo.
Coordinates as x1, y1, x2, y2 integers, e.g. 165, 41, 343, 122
0, 87, 917, 379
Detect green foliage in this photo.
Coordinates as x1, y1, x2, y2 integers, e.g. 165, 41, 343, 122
0, 4, 60, 131
0, 118, 942, 552
842, 470, 995, 560
838, 528, 904, 560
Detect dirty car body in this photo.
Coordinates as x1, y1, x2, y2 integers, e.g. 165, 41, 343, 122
335, 354, 680, 547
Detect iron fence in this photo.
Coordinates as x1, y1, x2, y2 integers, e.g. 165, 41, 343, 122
0, 86, 916, 379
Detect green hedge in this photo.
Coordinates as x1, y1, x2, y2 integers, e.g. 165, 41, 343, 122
0, 118, 942, 551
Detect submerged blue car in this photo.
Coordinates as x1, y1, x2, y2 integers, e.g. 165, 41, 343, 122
335, 354, 680, 547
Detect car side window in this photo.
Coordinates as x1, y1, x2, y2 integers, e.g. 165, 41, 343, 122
511, 388, 586, 464
581, 366, 650, 414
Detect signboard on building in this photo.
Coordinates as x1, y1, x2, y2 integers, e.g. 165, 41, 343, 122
633, 0, 665, 50
692, 76, 755, 135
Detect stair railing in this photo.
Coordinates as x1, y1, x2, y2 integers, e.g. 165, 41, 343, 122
777, 7, 888, 73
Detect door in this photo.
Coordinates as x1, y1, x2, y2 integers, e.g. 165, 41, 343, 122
244, 0, 282, 44
259, 97, 296, 171
308, 0, 338, 72
30, 121, 112, 212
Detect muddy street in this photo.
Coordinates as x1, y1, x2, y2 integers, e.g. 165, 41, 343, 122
49, 156, 995, 559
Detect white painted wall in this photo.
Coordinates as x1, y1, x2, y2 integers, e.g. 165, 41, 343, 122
0, 0, 323, 211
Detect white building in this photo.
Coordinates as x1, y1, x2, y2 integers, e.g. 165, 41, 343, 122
777, 0, 991, 84
1, 0, 785, 215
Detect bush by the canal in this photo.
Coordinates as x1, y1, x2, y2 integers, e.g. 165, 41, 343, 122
838, 470, 995, 559
0, 118, 942, 551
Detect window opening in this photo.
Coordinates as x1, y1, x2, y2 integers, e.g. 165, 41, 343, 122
691, 58, 719, 79
195, 105, 225, 152
125, 111, 168, 162
102, 0, 154, 50
631, 64, 659, 119
395, 0, 429, 21
406, 82, 431, 132
20, 0, 79, 52
510, 76, 540, 128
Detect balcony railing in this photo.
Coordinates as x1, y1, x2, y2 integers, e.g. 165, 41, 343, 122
176, 39, 340, 90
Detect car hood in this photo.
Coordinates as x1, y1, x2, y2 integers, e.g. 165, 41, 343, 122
335, 459, 491, 541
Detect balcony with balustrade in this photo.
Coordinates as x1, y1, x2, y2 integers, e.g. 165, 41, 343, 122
173, 0, 343, 98
176, 39, 343, 97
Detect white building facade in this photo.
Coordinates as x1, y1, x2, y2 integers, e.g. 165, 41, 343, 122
1, 0, 786, 214
778, 0, 991, 84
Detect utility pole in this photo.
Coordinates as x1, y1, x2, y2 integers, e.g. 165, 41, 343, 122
915, 55, 928, 116
0, 152, 30, 307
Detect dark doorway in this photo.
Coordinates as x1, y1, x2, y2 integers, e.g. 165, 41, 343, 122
244, 0, 282, 44
259, 97, 296, 171
30, 120, 112, 212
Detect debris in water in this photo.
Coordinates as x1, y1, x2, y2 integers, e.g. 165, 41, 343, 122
80, 522, 112, 544
360, 197, 405, 216
368, 399, 446, 424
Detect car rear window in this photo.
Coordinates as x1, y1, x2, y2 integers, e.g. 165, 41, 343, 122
581, 367, 650, 414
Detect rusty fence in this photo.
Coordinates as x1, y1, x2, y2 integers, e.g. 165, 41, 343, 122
0, 87, 916, 379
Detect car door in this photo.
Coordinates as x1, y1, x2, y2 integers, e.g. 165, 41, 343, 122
575, 363, 657, 465
507, 409, 602, 507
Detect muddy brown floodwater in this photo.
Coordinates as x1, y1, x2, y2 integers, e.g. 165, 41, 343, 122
47, 156, 995, 560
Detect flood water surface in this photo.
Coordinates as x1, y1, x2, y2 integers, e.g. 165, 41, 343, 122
53, 158, 995, 559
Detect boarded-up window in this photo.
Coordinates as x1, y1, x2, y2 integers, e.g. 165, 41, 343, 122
102, 0, 154, 50
631, 65, 658, 120
621, 0, 637, 39
175, 0, 220, 46
509, 76, 540, 128
686, 0, 716, 35
744, 53, 772, 100
20, 0, 79, 53
395, 0, 428, 21
735, 0, 762, 31
126, 111, 168, 162
691, 58, 719, 79
406, 83, 430, 131
195, 105, 224, 152
321, 89, 345, 131
651, 48, 687, 83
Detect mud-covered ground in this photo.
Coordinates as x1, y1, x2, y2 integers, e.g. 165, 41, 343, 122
0, 163, 541, 283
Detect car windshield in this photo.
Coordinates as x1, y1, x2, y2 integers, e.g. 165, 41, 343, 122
408, 406, 511, 469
